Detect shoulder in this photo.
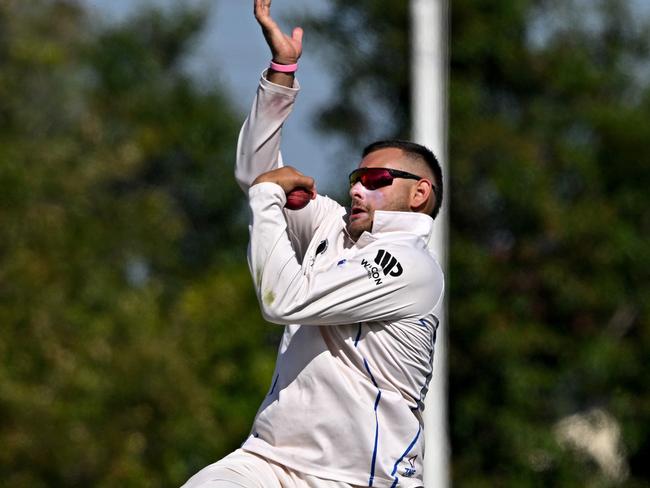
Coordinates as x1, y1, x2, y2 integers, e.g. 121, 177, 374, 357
379, 243, 441, 282
395, 244, 444, 314
359, 241, 443, 306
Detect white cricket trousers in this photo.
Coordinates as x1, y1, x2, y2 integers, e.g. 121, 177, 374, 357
181, 449, 363, 488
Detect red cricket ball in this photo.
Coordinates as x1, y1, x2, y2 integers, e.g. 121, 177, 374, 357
285, 187, 312, 210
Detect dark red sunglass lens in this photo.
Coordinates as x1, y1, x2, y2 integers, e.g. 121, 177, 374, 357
350, 169, 396, 189
361, 170, 393, 190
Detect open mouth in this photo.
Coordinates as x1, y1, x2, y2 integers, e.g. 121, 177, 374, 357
350, 207, 367, 220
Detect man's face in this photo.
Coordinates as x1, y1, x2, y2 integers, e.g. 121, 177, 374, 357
347, 147, 418, 240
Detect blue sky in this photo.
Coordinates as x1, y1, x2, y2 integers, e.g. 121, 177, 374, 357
82, 0, 343, 192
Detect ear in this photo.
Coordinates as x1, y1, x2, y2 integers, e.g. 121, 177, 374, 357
409, 179, 434, 213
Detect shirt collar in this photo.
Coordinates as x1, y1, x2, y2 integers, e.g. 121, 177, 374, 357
353, 210, 434, 248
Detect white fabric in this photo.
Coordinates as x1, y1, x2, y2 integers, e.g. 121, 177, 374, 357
182, 449, 363, 488
232, 73, 442, 488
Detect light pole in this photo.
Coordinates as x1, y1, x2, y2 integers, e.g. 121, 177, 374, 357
410, 0, 450, 486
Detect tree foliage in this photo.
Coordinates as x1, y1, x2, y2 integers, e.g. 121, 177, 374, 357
0, 1, 277, 486
300, 0, 650, 485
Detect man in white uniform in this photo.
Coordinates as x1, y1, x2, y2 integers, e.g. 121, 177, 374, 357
182, 1, 444, 487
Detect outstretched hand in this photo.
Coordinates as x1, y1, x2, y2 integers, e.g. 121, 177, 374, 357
254, 0, 303, 65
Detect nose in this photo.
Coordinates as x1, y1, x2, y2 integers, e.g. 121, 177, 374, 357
349, 181, 364, 200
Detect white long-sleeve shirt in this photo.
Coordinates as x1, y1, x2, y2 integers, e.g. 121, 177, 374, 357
236, 73, 444, 488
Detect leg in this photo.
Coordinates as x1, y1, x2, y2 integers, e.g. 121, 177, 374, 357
181, 449, 281, 488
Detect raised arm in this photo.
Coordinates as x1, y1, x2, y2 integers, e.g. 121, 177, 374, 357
235, 0, 304, 191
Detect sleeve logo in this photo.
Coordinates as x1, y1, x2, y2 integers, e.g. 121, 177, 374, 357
361, 249, 403, 286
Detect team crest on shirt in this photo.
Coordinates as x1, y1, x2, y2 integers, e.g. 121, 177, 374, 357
360, 249, 403, 286
309, 239, 329, 268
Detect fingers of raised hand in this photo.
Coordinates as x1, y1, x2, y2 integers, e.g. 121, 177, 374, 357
254, 0, 272, 23
292, 27, 303, 44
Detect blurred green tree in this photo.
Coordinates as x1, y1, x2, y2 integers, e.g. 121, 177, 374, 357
299, 0, 650, 485
0, 1, 277, 486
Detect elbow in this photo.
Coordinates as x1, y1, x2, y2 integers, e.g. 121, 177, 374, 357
260, 305, 279, 324
260, 297, 305, 325
260, 307, 292, 326
259, 294, 288, 324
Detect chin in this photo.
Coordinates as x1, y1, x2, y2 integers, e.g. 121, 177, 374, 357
348, 220, 371, 240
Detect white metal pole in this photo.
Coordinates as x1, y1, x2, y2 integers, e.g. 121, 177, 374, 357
410, 0, 450, 486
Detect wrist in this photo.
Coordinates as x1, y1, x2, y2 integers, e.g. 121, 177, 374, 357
272, 54, 299, 65
269, 60, 298, 73
266, 59, 297, 88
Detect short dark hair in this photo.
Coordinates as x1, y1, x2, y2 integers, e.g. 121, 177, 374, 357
362, 139, 443, 219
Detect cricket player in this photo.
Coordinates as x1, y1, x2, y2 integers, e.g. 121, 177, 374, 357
182, 1, 444, 486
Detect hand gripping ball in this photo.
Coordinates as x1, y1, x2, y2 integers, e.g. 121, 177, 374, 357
285, 187, 312, 210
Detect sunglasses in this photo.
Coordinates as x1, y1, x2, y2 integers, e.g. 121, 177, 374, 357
349, 167, 430, 191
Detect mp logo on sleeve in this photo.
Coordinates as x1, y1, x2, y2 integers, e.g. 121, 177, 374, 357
361, 249, 403, 285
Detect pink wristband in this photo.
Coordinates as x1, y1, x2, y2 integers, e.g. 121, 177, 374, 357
270, 61, 298, 73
